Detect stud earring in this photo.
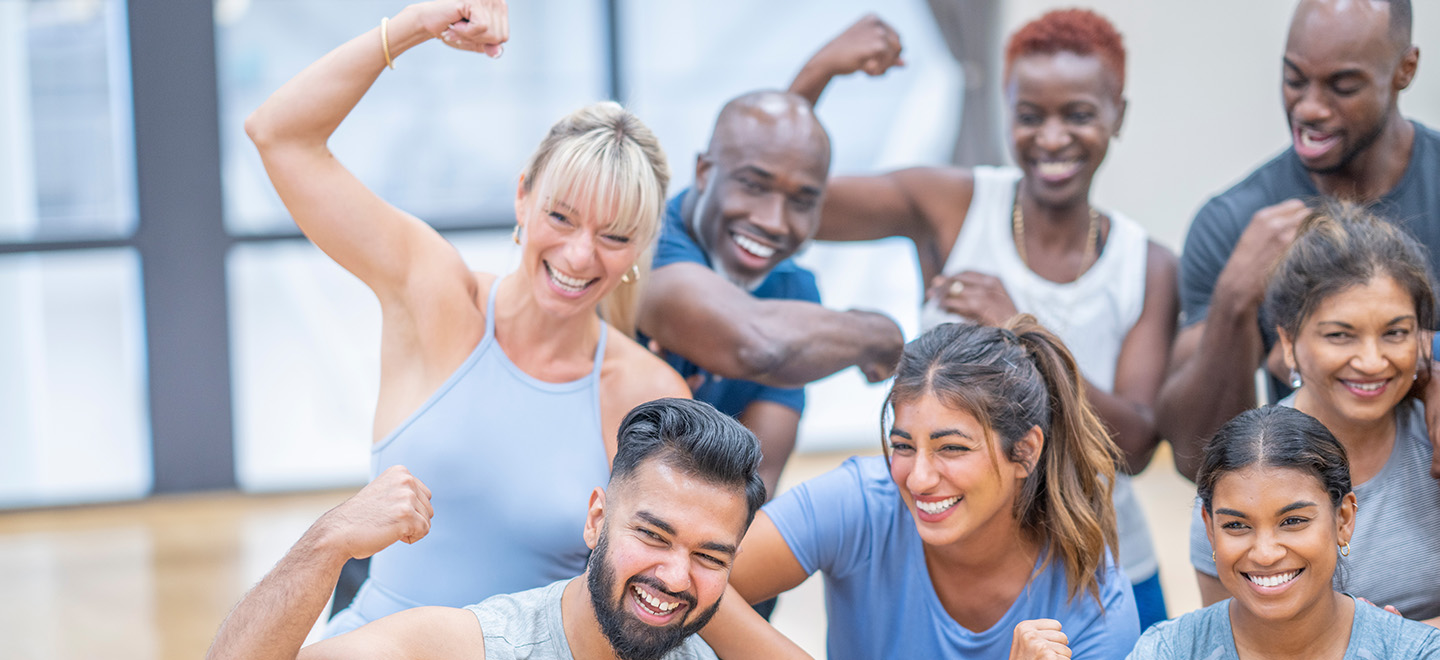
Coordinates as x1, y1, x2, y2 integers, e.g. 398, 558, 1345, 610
1289, 368, 1302, 389
620, 264, 640, 284
511, 224, 522, 245
1340, 541, 1351, 557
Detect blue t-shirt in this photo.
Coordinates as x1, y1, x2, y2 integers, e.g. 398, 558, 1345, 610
642, 190, 821, 416
1127, 596, 1440, 659
764, 456, 1141, 659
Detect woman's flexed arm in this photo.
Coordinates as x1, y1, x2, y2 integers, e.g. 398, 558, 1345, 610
243, 1, 508, 303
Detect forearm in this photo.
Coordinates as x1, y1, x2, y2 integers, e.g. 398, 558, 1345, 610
207, 526, 348, 660
246, 5, 433, 149
1086, 385, 1159, 475
1157, 313, 1265, 481
789, 60, 839, 107
737, 305, 901, 388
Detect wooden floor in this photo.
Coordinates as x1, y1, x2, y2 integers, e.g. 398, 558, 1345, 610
0, 447, 1200, 660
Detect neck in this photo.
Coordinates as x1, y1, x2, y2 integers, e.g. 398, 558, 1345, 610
1292, 392, 1397, 485
1309, 115, 1414, 201
562, 575, 621, 660
1229, 591, 1353, 660
925, 511, 1039, 579
494, 274, 604, 377
1016, 188, 1096, 244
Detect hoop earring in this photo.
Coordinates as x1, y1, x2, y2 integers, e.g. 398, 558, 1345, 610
1289, 368, 1302, 389
620, 264, 640, 284
1340, 541, 1351, 557
511, 224, 522, 245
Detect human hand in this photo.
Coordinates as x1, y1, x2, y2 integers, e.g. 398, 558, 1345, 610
813, 14, 904, 78
1009, 619, 1071, 660
1215, 199, 1309, 309
1359, 597, 1403, 616
855, 311, 905, 383
1422, 357, 1440, 479
416, 0, 508, 57
927, 271, 1019, 327
316, 465, 435, 561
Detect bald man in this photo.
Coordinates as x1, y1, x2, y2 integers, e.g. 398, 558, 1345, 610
1158, 0, 1439, 480
636, 91, 904, 502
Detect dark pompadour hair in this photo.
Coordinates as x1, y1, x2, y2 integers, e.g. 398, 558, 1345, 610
610, 398, 767, 527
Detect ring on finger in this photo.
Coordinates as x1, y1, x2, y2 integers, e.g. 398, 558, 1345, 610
949, 280, 965, 296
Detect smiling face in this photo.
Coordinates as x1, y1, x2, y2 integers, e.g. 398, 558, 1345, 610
1281, 274, 1420, 430
1006, 51, 1124, 209
886, 394, 1039, 548
582, 458, 746, 660
1283, 0, 1409, 175
1204, 465, 1355, 623
515, 183, 642, 316
691, 95, 830, 290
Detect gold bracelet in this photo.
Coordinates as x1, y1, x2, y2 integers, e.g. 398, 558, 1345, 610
380, 16, 395, 70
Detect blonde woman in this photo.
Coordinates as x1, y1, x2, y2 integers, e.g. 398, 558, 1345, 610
244, 0, 688, 635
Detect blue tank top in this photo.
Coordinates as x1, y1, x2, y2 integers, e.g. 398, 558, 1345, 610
326, 280, 611, 636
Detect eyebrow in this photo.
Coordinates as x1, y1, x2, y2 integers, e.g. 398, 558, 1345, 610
635, 510, 737, 556
1316, 314, 1415, 328
1214, 501, 1318, 519
888, 428, 973, 441
735, 166, 822, 198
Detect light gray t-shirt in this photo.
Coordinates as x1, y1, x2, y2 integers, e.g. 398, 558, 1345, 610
1190, 399, 1440, 621
465, 578, 718, 660
1127, 597, 1440, 659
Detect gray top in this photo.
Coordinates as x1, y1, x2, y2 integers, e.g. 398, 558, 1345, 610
1126, 596, 1440, 659
1189, 399, 1440, 620
465, 578, 718, 660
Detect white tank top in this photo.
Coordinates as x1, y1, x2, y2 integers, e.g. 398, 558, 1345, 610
921, 165, 1158, 580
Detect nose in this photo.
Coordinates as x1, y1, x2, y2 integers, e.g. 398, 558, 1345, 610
1248, 529, 1286, 567
748, 193, 788, 239
906, 451, 941, 495
560, 230, 598, 272
1036, 116, 1072, 152
1292, 86, 1332, 126
1351, 338, 1387, 374
653, 552, 692, 594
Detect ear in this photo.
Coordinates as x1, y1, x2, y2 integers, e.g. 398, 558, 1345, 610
693, 153, 714, 195
1278, 327, 1298, 373
514, 176, 529, 228
1395, 45, 1420, 91
583, 487, 607, 550
1336, 491, 1357, 546
1112, 96, 1128, 139
1201, 506, 1217, 552
1011, 425, 1045, 480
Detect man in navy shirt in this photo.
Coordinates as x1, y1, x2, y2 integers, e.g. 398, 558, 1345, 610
638, 90, 904, 499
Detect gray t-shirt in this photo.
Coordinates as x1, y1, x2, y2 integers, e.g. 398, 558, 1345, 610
1190, 400, 1440, 620
465, 579, 718, 660
1127, 596, 1440, 659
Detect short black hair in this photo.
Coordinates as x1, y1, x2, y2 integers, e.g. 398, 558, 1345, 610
610, 398, 767, 527
1380, 0, 1412, 47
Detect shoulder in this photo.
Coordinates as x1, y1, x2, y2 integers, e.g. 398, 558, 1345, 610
654, 191, 706, 268
767, 456, 899, 523
1126, 602, 1231, 659
1350, 597, 1440, 653
1186, 149, 1303, 242
601, 327, 690, 404
756, 261, 821, 303
1144, 240, 1179, 289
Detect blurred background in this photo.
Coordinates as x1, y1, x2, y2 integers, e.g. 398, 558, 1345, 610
1, 0, 1437, 658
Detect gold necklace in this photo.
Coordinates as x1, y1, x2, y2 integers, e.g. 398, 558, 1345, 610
1012, 195, 1101, 280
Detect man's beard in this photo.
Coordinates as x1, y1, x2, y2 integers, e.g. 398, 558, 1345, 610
1299, 112, 1389, 177
586, 530, 722, 660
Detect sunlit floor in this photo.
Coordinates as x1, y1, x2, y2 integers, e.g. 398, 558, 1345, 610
0, 446, 1199, 660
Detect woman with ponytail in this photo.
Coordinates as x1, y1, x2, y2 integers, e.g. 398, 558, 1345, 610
244, 0, 689, 636
703, 318, 1140, 658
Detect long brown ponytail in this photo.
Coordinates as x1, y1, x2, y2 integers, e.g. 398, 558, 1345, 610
883, 316, 1121, 606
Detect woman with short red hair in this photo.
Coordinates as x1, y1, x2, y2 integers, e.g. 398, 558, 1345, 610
791, 7, 1179, 632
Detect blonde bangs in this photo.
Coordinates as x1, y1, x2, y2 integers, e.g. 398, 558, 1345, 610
530, 124, 665, 253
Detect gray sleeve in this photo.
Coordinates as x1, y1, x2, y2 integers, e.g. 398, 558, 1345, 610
1178, 197, 1243, 329
1190, 497, 1218, 577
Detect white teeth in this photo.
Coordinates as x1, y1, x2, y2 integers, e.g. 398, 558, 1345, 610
1347, 381, 1383, 392
1036, 160, 1080, 178
545, 264, 591, 292
1247, 570, 1299, 588
732, 233, 776, 259
632, 585, 680, 612
915, 496, 960, 515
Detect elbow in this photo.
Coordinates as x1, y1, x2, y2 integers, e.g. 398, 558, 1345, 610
731, 333, 790, 382
243, 110, 270, 149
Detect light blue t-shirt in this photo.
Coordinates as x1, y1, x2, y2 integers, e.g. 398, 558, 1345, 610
1127, 596, 1440, 659
764, 456, 1140, 659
